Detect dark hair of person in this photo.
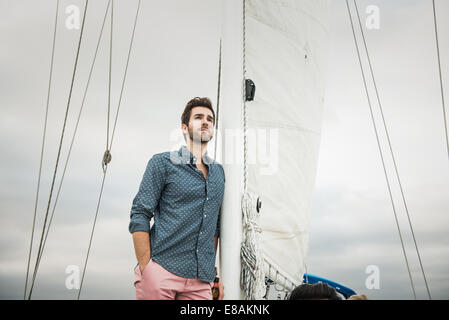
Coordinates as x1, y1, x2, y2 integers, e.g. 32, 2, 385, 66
288, 283, 343, 300
181, 97, 215, 126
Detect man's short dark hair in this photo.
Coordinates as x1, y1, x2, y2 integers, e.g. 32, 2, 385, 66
181, 97, 215, 126
288, 283, 343, 300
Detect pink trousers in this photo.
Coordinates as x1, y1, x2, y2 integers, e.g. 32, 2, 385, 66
134, 259, 213, 300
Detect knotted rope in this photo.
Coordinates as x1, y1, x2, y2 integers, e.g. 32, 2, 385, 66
240, 192, 265, 300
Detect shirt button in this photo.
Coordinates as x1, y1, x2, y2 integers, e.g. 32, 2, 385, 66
206, 197, 209, 200
204, 214, 207, 218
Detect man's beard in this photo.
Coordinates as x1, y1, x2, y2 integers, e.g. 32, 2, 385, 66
187, 125, 213, 143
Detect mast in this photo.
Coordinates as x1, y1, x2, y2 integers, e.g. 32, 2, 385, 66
219, 0, 245, 300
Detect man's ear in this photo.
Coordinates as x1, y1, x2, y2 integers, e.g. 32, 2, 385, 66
181, 124, 190, 141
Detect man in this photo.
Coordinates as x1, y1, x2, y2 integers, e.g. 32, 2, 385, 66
129, 97, 225, 300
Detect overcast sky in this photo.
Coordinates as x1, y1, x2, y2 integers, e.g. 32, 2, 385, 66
1, 0, 448, 300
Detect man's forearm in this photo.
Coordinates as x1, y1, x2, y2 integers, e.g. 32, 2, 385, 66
132, 231, 151, 271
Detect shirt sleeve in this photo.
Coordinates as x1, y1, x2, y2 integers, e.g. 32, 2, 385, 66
214, 164, 225, 237
128, 154, 166, 234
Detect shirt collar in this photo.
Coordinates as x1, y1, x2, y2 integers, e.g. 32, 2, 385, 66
178, 145, 213, 165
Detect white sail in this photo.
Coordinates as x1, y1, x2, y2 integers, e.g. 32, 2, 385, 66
219, 0, 329, 299
245, 0, 329, 290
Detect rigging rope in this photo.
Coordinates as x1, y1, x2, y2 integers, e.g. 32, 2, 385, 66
27, 0, 89, 300
33, 0, 112, 292
103, 0, 114, 173
242, 0, 248, 194
239, 0, 265, 300
24, 0, 60, 300
214, 38, 222, 161
432, 0, 449, 160
108, 2, 140, 152
353, 0, 431, 299
263, 258, 298, 299
345, 0, 417, 299
78, 0, 141, 299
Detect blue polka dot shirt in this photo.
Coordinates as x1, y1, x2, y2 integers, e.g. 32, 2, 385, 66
129, 146, 225, 282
